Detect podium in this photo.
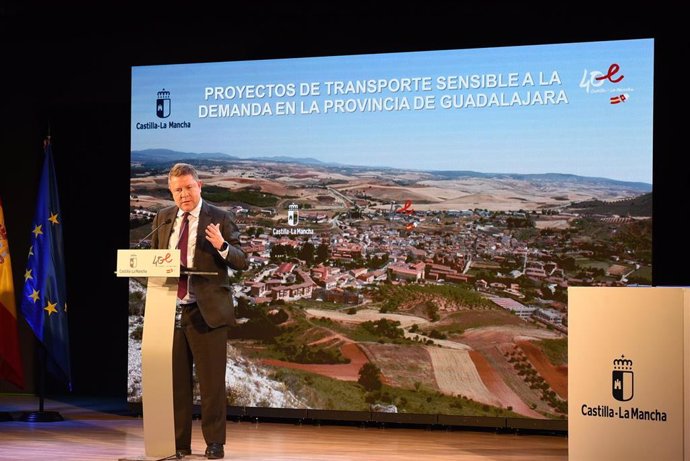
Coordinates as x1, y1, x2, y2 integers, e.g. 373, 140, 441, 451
568, 287, 690, 461
116, 249, 180, 459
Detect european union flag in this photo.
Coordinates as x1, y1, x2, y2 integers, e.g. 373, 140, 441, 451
20, 141, 71, 390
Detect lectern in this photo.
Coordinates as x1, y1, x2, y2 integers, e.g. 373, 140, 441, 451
116, 249, 180, 459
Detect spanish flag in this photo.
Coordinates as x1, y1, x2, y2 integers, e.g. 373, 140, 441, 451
0, 196, 25, 389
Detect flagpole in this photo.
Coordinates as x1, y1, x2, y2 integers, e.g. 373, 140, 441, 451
18, 345, 63, 422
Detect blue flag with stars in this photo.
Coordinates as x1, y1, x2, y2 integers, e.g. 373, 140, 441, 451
20, 141, 71, 390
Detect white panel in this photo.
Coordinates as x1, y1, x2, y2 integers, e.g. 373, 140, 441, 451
568, 287, 685, 461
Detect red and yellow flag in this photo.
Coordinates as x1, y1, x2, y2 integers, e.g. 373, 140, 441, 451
0, 196, 25, 388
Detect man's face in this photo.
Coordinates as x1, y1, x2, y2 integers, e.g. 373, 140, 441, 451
169, 174, 202, 212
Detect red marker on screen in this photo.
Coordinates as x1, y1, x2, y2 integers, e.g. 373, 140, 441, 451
610, 94, 628, 104
396, 200, 415, 215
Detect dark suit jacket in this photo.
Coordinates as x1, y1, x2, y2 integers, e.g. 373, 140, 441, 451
151, 200, 248, 328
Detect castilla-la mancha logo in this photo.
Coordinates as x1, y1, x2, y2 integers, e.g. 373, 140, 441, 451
156, 88, 171, 118
612, 355, 634, 402
287, 203, 299, 227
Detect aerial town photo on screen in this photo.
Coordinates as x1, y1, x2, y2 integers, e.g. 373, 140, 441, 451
127, 149, 651, 420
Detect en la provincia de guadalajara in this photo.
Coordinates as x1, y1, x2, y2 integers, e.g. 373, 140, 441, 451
198, 89, 568, 118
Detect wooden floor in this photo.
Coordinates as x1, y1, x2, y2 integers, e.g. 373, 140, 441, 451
0, 394, 567, 461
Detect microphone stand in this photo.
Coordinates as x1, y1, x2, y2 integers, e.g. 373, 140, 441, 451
134, 218, 172, 249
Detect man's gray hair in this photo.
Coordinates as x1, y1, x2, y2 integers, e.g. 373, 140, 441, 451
168, 163, 199, 183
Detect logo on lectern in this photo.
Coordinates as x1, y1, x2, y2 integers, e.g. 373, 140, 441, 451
612, 355, 634, 402
156, 88, 171, 119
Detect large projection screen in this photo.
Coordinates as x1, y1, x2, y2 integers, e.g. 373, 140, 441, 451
129, 38, 653, 422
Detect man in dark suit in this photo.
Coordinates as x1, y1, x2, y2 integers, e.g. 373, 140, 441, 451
151, 163, 248, 459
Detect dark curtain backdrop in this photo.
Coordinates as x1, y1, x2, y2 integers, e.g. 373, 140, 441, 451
0, 3, 685, 397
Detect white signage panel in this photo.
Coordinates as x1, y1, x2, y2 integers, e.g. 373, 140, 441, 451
116, 249, 180, 278
568, 287, 688, 461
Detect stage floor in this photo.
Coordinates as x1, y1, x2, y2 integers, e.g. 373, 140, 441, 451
0, 394, 567, 461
